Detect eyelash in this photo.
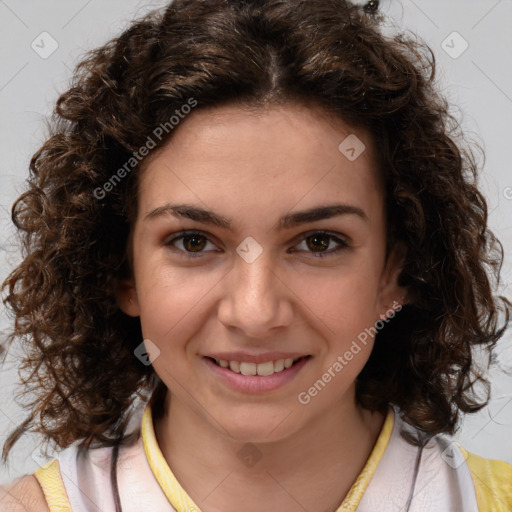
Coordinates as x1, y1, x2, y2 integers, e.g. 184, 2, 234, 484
164, 230, 350, 259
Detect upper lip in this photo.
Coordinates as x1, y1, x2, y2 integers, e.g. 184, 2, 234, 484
203, 352, 310, 364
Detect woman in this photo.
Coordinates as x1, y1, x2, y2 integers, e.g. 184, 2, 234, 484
1, 0, 510, 510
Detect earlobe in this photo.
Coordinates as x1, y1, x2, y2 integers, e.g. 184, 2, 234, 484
115, 278, 141, 317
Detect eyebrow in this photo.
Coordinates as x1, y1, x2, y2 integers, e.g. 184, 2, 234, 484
143, 202, 368, 230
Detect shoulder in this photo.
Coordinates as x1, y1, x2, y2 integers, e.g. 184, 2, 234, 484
380, 409, 512, 510
0, 474, 50, 512
460, 446, 512, 511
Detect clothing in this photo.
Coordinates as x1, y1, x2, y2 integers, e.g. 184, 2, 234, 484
34, 403, 512, 512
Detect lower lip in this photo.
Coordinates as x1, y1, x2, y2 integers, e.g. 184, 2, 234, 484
204, 356, 310, 393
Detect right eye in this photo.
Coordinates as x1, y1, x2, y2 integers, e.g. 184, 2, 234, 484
165, 231, 221, 258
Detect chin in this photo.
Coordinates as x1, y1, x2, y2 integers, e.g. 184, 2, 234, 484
214, 403, 302, 444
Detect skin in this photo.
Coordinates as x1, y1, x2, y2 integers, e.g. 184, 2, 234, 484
117, 102, 407, 512
0, 475, 50, 512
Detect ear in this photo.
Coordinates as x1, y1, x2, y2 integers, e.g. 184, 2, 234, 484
375, 242, 408, 320
115, 277, 141, 317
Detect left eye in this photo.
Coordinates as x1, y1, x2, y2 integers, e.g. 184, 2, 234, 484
292, 231, 349, 258
165, 230, 349, 258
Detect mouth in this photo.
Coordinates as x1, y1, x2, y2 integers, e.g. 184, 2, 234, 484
205, 355, 311, 377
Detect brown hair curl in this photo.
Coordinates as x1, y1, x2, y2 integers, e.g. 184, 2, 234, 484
1, 0, 510, 462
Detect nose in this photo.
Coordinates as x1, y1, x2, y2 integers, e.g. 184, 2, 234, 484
217, 250, 294, 338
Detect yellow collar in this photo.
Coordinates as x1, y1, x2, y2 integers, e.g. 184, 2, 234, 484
141, 404, 394, 512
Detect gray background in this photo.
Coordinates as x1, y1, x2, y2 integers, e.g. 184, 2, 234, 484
0, 0, 511, 484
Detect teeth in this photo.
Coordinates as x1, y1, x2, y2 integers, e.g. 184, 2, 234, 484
229, 361, 240, 373
256, 361, 274, 376
240, 362, 257, 376
273, 359, 285, 372
214, 357, 304, 376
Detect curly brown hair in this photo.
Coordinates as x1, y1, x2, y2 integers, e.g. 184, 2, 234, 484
1, 0, 510, 463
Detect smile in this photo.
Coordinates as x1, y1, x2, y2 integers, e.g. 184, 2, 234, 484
204, 355, 311, 393
211, 357, 304, 376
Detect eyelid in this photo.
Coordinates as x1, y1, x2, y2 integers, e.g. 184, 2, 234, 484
164, 229, 351, 258
289, 230, 350, 258
165, 230, 220, 258
291, 229, 351, 246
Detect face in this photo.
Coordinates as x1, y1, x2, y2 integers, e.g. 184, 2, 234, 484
117, 102, 405, 443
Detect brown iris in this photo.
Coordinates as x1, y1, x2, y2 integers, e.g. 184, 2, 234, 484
182, 234, 207, 252
305, 233, 330, 252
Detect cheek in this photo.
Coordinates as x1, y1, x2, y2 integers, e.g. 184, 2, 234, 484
292, 260, 381, 336
297, 274, 379, 398
135, 264, 211, 344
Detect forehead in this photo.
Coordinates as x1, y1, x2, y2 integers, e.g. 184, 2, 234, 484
136, 102, 383, 229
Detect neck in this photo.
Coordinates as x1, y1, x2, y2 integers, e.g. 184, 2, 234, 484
153, 391, 386, 512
